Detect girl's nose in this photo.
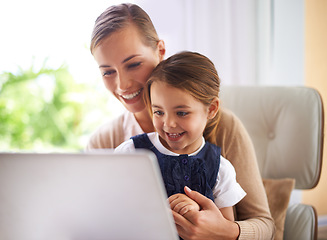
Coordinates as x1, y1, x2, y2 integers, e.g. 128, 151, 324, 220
164, 115, 177, 128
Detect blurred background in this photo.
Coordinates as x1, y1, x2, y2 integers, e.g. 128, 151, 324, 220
0, 0, 326, 233
0, 0, 308, 152
0, 0, 124, 152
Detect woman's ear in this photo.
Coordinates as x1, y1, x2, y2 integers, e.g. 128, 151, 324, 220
157, 40, 166, 61
208, 97, 219, 119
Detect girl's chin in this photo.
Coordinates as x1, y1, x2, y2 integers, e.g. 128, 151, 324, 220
159, 137, 184, 153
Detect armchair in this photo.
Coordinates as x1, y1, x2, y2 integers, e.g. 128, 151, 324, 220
220, 86, 324, 240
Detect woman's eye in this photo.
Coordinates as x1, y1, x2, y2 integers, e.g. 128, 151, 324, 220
177, 112, 189, 117
153, 110, 164, 116
103, 70, 116, 76
127, 62, 141, 69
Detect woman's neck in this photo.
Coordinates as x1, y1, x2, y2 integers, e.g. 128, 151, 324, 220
134, 109, 155, 133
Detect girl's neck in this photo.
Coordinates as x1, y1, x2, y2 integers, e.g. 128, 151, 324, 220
134, 109, 155, 133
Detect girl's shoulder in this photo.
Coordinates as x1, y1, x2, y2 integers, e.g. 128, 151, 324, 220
114, 138, 135, 153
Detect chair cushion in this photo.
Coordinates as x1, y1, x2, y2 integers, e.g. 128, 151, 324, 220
283, 203, 317, 240
221, 86, 324, 189
263, 178, 295, 240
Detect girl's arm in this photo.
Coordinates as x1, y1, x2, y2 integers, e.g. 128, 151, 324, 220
220, 206, 234, 222
170, 193, 234, 221
173, 187, 240, 240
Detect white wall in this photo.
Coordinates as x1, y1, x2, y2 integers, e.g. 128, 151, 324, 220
138, 0, 305, 86
267, 0, 305, 85
0, 0, 305, 86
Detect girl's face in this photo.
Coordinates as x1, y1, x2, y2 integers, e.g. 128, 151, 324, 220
150, 81, 218, 155
92, 25, 165, 114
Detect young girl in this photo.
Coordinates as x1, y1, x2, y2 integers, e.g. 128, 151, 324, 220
114, 51, 246, 222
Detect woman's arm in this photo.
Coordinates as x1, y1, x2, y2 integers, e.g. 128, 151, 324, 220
217, 108, 275, 239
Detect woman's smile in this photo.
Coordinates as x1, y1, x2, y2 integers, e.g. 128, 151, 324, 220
120, 89, 142, 100
120, 88, 143, 101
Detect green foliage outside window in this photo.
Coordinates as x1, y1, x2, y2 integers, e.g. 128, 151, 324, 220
0, 62, 114, 152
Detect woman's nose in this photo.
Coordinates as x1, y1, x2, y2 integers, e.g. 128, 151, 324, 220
117, 71, 132, 91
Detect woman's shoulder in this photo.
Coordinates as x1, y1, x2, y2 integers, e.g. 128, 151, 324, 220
216, 107, 255, 161
218, 107, 249, 137
86, 112, 130, 150
219, 107, 241, 126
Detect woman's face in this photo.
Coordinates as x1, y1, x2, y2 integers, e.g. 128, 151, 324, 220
92, 25, 165, 114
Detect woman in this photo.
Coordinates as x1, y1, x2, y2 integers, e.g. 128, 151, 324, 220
87, 3, 274, 240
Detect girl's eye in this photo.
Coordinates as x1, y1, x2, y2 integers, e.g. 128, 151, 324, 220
127, 62, 141, 69
177, 111, 189, 117
103, 70, 116, 76
153, 110, 164, 116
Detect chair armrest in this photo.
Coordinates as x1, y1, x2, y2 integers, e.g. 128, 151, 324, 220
283, 203, 317, 240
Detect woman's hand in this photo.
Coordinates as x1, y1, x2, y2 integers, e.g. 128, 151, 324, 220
172, 186, 240, 240
168, 193, 200, 216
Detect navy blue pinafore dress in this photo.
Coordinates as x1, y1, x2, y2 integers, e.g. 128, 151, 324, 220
131, 133, 220, 202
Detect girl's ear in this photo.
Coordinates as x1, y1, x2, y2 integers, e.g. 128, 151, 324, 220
157, 40, 166, 61
208, 97, 219, 119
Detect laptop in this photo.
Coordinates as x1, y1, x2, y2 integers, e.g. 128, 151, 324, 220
0, 151, 179, 240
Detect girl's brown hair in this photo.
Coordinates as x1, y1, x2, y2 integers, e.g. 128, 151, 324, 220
90, 3, 160, 54
144, 51, 221, 145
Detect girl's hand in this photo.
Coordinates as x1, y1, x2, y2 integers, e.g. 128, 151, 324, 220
168, 192, 200, 216
172, 186, 240, 240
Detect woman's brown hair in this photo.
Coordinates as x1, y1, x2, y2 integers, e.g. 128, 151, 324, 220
90, 3, 160, 54
144, 51, 221, 145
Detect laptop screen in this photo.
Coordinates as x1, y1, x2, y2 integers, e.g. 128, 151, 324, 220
0, 151, 178, 240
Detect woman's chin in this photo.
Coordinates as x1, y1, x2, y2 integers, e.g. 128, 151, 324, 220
119, 91, 146, 111
122, 101, 146, 114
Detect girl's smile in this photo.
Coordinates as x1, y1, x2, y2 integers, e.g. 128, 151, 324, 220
165, 131, 186, 141
150, 81, 211, 155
